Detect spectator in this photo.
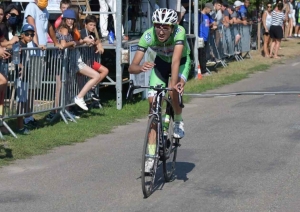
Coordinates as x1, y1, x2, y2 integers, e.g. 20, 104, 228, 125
221, 1, 230, 27
80, 15, 109, 101
228, 5, 242, 53
198, 3, 216, 75
56, 9, 100, 111
287, 0, 294, 37
22, 0, 62, 128
15, 24, 36, 135
294, 1, 300, 37
262, 2, 272, 57
0, 4, 21, 42
54, 0, 71, 29
99, 0, 128, 40
269, 2, 285, 59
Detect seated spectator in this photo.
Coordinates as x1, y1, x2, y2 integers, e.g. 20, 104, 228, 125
80, 15, 109, 101
56, 9, 100, 111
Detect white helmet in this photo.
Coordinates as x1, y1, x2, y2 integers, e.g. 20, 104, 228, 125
152, 8, 178, 25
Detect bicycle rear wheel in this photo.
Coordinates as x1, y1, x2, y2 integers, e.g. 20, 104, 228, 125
162, 97, 178, 182
141, 115, 160, 198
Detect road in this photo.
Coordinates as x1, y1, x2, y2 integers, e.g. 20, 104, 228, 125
1, 58, 300, 212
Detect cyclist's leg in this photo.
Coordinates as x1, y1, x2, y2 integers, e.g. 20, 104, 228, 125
147, 65, 169, 156
169, 56, 191, 138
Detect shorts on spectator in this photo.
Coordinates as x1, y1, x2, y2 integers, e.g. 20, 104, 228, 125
269, 25, 283, 39
92, 61, 102, 70
15, 79, 28, 103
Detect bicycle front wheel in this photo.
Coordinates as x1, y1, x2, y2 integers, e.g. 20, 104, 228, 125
141, 115, 160, 198
162, 97, 177, 182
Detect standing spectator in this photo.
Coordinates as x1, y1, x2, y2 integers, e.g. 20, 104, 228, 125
22, 0, 62, 128
294, 1, 300, 37
0, 4, 21, 42
15, 24, 36, 135
228, 5, 242, 53
99, 0, 128, 40
288, 0, 294, 37
269, 2, 285, 59
222, 1, 230, 27
56, 9, 100, 111
198, 3, 216, 75
262, 2, 272, 57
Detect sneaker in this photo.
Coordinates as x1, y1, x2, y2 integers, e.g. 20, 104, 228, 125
144, 158, 154, 173
24, 119, 38, 129
46, 112, 55, 121
173, 121, 185, 139
90, 90, 100, 101
74, 96, 88, 111
206, 60, 216, 66
17, 127, 30, 135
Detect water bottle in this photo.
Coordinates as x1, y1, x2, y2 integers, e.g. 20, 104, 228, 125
12, 42, 20, 64
162, 114, 170, 136
108, 30, 115, 44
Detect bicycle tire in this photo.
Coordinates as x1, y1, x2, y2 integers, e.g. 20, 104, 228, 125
162, 97, 178, 182
141, 115, 160, 198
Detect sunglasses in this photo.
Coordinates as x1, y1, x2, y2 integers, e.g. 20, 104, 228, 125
267, 5, 272, 8
24, 32, 34, 37
9, 13, 18, 17
154, 23, 172, 32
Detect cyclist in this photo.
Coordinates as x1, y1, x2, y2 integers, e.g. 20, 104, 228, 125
128, 8, 191, 172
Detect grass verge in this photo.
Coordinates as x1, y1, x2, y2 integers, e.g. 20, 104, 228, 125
1, 39, 300, 166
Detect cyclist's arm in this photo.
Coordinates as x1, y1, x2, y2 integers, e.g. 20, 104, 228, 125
128, 50, 155, 74
171, 43, 184, 87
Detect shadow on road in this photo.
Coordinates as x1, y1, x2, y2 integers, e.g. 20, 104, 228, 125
174, 162, 196, 182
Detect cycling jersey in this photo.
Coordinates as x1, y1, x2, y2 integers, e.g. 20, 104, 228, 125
138, 24, 190, 63
137, 25, 191, 97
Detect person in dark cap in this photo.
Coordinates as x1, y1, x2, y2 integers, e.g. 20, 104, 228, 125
221, 1, 230, 27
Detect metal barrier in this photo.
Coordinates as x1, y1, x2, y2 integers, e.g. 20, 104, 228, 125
0, 45, 100, 138
207, 23, 254, 68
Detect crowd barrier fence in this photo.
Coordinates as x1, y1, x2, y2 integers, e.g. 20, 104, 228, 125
0, 46, 100, 139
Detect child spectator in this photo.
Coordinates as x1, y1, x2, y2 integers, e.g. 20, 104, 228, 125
56, 9, 100, 110
80, 15, 109, 101
54, 0, 71, 29
15, 24, 36, 134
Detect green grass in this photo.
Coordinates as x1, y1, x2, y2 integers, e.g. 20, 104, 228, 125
0, 54, 292, 166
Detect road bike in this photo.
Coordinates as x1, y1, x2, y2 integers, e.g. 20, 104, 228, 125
127, 80, 184, 198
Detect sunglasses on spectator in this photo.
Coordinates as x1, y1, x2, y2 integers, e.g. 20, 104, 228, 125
154, 23, 172, 31
9, 13, 18, 17
267, 5, 272, 8
24, 32, 34, 37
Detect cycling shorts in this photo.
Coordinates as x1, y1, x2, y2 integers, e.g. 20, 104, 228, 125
148, 55, 190, 97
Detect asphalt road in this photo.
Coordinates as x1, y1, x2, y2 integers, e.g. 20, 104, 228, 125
1, 58, 300, 212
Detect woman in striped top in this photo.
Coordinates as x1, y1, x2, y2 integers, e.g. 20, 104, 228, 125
269, 3, 285, 59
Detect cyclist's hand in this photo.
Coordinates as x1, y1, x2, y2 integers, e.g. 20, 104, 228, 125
141, 62, 155, 72
175, 82, 185, 94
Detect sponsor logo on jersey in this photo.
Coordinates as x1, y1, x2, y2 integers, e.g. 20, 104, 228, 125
144, 32, 152, 43
175, 27, 182, 36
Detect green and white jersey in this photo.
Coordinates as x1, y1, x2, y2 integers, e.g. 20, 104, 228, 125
137, 25, 190, 63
